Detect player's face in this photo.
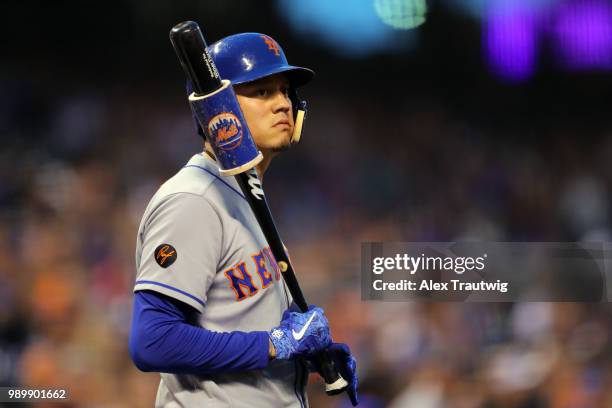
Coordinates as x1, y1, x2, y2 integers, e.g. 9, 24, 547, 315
234, 74, 293, 153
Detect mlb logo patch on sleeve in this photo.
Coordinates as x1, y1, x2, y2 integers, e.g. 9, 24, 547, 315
154, 244, 177, 268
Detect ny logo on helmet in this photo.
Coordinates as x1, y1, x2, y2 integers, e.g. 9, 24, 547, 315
260, 35, 280, 56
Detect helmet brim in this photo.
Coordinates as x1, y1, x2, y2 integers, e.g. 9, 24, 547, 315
231, 65, 315, 88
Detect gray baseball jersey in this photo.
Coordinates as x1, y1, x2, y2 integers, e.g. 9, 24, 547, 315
134, 153, 308, 408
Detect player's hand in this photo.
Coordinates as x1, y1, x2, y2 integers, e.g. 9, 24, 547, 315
305, 343, 359, 406
269, 305, 331, 360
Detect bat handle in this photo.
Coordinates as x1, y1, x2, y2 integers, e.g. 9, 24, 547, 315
233, 176, 349, 394
318, 352, 349, 395
277, 266, 349, 394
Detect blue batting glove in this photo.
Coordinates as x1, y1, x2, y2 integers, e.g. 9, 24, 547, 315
269, 306, 331, 360
305, 342, 359, 406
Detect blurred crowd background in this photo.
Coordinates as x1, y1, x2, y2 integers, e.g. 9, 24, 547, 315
2, 0, 612, 407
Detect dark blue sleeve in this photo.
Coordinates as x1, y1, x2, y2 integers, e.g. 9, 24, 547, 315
128, 290, 270, 374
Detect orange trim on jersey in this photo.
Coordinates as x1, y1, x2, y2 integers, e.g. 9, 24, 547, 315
223, 261, 259, 301
252, 250, 273, 289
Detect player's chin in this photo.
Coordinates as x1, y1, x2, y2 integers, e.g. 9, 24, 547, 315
268, 130, 292, 153
270, 140, 291, 153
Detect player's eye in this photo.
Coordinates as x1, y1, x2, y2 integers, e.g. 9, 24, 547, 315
256, 88, 269, 97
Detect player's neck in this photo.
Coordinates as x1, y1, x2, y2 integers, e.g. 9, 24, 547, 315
255, 150, 275, 179
203, 145, 270, 180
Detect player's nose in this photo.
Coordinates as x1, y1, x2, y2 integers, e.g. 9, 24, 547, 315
271, 90, 291, 114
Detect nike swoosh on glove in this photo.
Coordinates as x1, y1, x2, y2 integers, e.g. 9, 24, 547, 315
269, 305, 331, 360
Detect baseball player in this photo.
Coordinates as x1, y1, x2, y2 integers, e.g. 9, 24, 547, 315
129, 33, 358, 407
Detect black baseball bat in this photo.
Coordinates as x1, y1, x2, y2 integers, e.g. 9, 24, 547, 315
169, 21, 348, 395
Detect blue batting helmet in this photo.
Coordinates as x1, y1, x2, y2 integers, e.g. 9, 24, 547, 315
208, 32, 314, 87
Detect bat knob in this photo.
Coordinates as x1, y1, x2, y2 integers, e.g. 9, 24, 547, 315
170, 21, 199, 38
168, 20, 222, 95
325, 375, 349, 395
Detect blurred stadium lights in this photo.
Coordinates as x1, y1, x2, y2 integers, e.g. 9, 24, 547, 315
275, 0, 419, 58
484, 4, 540, 83
373, 0, 427, 29
483, 0, 612, 83
275, 0, 612, 77
551, 0, 612, 70
445, 0, 558, 20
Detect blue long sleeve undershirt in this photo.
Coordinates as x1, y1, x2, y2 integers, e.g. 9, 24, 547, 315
129, 290, 270, 374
